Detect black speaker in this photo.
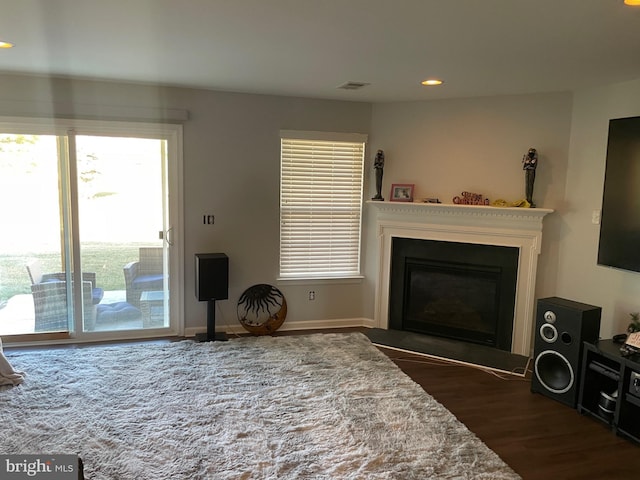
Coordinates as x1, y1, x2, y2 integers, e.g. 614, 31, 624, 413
195, 253, 229, 301
531, 297, 601, 408
195, 253, 229, 342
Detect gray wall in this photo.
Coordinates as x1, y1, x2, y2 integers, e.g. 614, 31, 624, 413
555, 78, 640, 338
4, 72, 640, 342
0, 74, 372, 332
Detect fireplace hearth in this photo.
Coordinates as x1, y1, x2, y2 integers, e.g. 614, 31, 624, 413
389, 237, 518, 351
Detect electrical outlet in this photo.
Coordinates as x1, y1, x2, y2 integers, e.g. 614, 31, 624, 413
592, 210, 601, 225
308, 291, 315, 301
203, 214, 215, 225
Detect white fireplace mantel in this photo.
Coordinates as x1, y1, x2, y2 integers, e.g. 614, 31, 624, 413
368, 201, 553, 356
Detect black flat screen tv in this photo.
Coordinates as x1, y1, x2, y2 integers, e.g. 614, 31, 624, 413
598, 115, 640, 273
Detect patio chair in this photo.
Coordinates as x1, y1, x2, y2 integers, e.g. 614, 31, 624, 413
26, 259, 104, 332
123, 247, 164, 308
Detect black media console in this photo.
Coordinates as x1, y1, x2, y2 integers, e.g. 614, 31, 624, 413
577, 339, 640, 443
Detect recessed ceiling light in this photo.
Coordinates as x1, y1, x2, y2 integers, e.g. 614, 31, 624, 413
421, 79, 444, 86
624, 0, 640, 5
0, 41, 14, 49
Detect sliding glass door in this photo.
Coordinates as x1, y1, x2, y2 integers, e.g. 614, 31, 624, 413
75, 135, 170, 333
0, 119, 182, 341
0, 134, 68, 335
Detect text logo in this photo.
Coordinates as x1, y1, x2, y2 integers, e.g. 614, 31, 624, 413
0, 455, 78, 479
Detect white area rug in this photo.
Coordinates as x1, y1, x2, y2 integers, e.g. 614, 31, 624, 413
1, 333, 520, 479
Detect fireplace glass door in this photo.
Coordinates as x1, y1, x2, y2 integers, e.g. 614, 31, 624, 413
404, 261, 501, 346
389, 237, 518, 351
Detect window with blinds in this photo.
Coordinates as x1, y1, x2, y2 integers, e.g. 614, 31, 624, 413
279, 131, 367, 279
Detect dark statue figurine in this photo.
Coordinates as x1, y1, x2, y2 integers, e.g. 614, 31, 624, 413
372, 149, 385, 201
522, 147, 538, 207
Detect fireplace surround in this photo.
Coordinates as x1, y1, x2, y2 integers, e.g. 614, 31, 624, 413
369, 201, 553, 356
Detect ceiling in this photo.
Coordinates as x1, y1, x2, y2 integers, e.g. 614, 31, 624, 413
1, 0, 639, 103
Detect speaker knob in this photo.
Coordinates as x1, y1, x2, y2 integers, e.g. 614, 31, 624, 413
544, 310, 557, 323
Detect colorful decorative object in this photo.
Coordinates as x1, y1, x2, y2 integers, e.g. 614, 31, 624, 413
491, 199, 531, 208
452, 191, 489, 205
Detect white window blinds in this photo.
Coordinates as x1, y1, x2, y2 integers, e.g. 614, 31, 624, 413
280, 131, 366, 279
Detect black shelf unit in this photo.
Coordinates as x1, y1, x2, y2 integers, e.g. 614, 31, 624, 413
577, 339, 640, 443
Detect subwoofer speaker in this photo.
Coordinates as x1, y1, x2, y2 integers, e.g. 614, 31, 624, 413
531, 297, 601, 408
195, 253, 229, 301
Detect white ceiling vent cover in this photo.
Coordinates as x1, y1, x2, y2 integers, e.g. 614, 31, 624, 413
337, 81, 370, 90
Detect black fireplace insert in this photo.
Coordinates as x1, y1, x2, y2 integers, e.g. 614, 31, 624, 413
388, 237, 518, 351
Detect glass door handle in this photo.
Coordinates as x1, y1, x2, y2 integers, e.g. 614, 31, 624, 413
164, 227, 174, 246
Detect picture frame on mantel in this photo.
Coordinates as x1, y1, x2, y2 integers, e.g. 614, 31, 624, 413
390, 184, 414, 202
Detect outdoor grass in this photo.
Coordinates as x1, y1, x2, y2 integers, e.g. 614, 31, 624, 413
0, 243, 157, 302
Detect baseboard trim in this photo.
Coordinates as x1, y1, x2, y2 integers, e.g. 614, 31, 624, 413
184, 317, 375, 338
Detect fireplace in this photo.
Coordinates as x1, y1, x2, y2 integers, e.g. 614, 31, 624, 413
388, 237, 518, 351
369, 201, 553, 356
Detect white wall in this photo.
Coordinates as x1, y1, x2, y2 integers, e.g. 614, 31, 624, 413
362, 92, 574, 322
556, 78, 640, 338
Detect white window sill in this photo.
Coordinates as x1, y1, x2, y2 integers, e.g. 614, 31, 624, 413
276, 276, 364, 286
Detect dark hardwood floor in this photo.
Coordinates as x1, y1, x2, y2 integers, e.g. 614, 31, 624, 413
378, 344, 639, 480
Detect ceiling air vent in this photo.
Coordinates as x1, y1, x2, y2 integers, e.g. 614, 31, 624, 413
337, 81, 370, 90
